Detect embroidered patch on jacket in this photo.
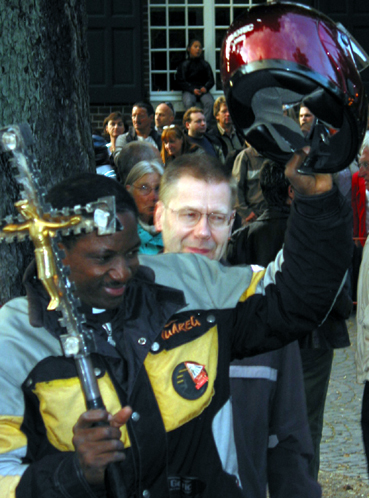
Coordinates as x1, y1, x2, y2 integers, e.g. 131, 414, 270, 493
172, 361, 209, 400
161, 315, 201, 341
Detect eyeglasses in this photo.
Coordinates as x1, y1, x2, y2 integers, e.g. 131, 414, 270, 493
359, 161, 369, 170
167, 207, 235, 229
163, 125, 176, 130
131, 184, 160, 196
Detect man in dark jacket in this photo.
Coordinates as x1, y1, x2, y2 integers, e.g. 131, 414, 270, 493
0, 146, 352, 498
114, 101, 161, 157
153, 155, 321, 498
183, 107, 225, 164
228, 162, 293, 267
208, 96, 244, 161
227, 161, 352, 480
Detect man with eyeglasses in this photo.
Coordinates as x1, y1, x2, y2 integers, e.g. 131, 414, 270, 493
151, 153, 319, 497
155, 102, 175, 135
154, 154, 234, 259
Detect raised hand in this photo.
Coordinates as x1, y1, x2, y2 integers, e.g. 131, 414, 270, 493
285, 147, 333, 196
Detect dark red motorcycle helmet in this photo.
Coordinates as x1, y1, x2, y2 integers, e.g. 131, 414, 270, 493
221, 1, 368, 173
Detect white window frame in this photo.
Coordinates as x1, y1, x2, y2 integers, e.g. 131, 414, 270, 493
148, 0, 255, 111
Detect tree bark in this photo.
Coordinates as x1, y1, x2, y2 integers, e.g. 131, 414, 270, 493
0, 0, 93, 304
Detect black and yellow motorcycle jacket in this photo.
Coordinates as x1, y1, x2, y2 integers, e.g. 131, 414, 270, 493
0, 187, 352, 498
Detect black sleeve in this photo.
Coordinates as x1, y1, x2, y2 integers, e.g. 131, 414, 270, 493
16, 453, 107, 498
230, 187, 353, 356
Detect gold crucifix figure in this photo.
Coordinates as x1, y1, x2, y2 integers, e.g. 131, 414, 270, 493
2, 199, 81, 310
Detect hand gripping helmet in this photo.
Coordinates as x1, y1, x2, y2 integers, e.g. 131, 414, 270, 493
221, 2, 368, 173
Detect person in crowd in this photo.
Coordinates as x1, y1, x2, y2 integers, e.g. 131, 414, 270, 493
299, 104, 315, 136
115, 141, 162, 184
0, 145, 352, 498
176, 38, 215, 125
114, 101, 161, 157
227, 162, 293, 267
102, 111, 126, 155
183, 107, 224, 163
153, 155, 320, 497
356, 210, 369, 473
155, 102, 175, 134
228, 161, 352, 481
93, 134, 117, 179
208, 96, 244, 160
352, 132, 369, 248
231, 146, 270, 224
351, 132, 369, 301
124, 160, 164, 254
160, 124, 204, 165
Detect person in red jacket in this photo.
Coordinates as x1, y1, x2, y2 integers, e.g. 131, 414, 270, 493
352, 132, 369, 248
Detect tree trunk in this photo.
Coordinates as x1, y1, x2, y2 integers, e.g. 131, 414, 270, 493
0, 0, 94, 304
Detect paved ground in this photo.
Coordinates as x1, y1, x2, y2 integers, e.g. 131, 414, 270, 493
318, 312, 369, 496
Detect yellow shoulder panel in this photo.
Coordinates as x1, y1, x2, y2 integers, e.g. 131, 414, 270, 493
239, 268, 266, 302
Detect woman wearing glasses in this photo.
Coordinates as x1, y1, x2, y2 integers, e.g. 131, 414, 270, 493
125, 160, 164, 254
161, 124, 204, 165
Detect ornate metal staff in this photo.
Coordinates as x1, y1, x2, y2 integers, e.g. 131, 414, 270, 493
0, 123, 126, 496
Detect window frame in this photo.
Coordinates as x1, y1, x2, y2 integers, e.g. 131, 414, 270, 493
148, 0, 254, 108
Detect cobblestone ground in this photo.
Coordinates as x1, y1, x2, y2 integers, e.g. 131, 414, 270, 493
319, 312, 369, 497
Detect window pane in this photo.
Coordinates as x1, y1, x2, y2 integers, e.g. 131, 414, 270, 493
234, 0, 249, 4
170, 51, 185, 70
151, 8, 166, 26
215, 52, 221, 71
232, 6, 247, 21
169, 29, 186, 48
152, 73, 168, 92
151, 29, 166, 49
169, 0, 185, 4
216, 72, 222, 91
151, 52, 167, 71
169, 8, 185, 26
188, 29, 203, 45
188, 0, 203, 4
215, 7, 230, 26
188, 7, 203, 25
216, 29, 227, 49
170, 72, 179, 91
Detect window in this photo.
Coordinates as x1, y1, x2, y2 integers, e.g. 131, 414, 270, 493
148, 0, 261, 104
